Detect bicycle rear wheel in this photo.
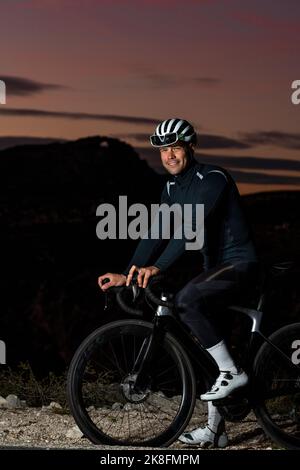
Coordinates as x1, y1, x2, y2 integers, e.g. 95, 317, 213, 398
67, 319, 196, 447
253, 323, 300, 449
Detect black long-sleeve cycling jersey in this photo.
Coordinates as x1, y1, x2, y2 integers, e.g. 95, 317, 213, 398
124, 158, 257, 274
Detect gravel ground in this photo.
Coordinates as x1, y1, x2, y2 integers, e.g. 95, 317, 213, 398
0, 404, 276, 451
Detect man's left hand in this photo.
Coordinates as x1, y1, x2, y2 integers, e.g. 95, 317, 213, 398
126, 265, 160, 288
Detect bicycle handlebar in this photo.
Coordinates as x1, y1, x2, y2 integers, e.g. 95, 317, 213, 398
144, 274, 174, 308
101, 274, 174, 316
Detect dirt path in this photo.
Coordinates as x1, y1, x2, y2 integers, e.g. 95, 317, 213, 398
0, 407, 276, 450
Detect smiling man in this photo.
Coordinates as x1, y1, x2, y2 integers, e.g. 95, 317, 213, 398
98, 118, 259, 447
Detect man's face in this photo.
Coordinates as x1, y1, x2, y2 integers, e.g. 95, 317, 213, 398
159, 142, 192, 175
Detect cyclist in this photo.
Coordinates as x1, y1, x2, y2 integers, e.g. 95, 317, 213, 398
98, 118, 259, 448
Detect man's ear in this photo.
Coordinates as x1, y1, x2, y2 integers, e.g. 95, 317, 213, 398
188, 143, 195, 153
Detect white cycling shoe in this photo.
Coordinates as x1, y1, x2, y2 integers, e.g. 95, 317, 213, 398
200, 369, 248, 401
179, 424, 228, 448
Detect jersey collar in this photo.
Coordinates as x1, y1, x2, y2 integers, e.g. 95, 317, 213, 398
172, 157, 197, 186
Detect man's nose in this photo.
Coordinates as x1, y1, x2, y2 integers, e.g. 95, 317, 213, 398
166, 147, 175, 157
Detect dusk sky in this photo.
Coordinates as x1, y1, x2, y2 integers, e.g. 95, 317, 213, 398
1, 0, 300, 194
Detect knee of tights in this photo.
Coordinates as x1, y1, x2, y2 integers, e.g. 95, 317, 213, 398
175, 286, 194, 307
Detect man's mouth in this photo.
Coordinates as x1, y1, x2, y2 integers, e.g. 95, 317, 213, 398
168, 160, 178, 167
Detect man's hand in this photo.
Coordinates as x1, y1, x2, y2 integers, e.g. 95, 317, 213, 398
126, 265, 160, 288
98, 273, 126, 291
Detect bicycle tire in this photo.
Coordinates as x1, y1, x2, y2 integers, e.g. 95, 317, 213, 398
253, 322, 300, 449
67, 319, 196, 447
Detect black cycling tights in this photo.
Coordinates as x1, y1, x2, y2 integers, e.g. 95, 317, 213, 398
175, 261, 259, 349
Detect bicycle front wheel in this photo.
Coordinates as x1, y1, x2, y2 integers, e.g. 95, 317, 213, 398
253, 322, 300, 449
67, 319, 196, 447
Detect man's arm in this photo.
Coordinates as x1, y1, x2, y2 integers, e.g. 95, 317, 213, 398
153, 171, 228, 271
123, 184, 169, 275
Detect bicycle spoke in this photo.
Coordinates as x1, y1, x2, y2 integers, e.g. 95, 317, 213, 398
156, 363, 177, 378
121, 334, 129, 373
109, 341, 126, 377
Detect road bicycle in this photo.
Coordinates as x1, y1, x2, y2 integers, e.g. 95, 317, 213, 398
67, 262, 300, 449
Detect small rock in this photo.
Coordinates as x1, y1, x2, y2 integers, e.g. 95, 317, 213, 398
111, 403, 122, 411
6, 394, 21, 408
123, 403, 132, 411
48, 402, 62, 412
0, 396, 8, 409
66, 426, 83, 439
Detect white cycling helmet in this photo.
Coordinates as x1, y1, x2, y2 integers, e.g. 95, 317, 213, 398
150, 118, 197, 147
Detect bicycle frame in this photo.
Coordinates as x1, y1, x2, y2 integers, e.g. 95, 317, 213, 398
228, 303, 300, 373
132, 290, 300, 399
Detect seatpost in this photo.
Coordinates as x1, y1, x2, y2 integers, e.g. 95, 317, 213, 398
257, 293, 265, 311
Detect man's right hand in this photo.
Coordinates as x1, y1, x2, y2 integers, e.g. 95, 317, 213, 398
98, 273, 126, 291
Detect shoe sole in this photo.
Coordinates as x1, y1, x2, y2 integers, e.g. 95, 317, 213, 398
179, 434, 228, 448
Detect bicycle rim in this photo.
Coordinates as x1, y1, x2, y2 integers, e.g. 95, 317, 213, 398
67, 319, 196, 447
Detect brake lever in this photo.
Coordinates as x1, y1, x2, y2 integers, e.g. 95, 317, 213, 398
132, 283, 139, 302
131, 272, 140, 302
104, 293, 109, 310
102, 277, 110, 310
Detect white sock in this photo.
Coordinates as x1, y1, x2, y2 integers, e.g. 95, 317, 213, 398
206, 340, 238, 374
207, 401, 224, 433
